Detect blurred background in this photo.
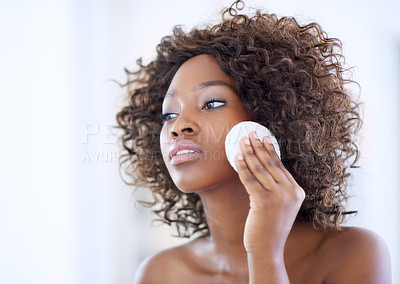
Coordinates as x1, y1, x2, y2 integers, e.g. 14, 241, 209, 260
0, 0, 399, 283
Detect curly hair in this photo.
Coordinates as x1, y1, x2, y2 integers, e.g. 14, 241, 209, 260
116, 1, 361, 238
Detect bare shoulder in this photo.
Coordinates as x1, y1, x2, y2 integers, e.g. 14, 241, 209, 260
133, 244, 186, 284
320, 226, 391, 283
132, 237, 205, 284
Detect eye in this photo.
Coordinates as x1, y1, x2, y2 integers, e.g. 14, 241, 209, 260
160, 113, 178, 123
202, 99, 227, 110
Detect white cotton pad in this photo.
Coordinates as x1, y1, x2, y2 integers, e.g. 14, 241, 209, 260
225, 121, 281, 172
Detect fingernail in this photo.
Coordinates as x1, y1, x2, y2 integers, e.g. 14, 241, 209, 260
237, 153, 244, 160
264, 136, 272, 144
243, 137, 250, 146
251, 131, 259, 140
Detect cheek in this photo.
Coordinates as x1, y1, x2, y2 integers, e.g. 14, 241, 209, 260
159, 126, 170, 164
202, 122, 232, 164
203, 121, 230, 143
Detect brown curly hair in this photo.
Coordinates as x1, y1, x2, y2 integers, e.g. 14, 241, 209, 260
116, 1, 361, 238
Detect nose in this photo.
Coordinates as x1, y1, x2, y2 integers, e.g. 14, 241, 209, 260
170, 111, 200, 138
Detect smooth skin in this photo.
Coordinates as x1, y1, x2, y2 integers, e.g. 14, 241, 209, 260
134, 54, 391, 284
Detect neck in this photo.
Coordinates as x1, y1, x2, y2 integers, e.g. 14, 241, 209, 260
195, 173, 312, 276
198, 174, 250, 258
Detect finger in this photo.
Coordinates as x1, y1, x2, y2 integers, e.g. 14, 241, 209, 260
239, 135, 276, 190
262, 137, 305, 202
234, 153, 271, 198
262, 136, 298, 185
248, 131, 288, 184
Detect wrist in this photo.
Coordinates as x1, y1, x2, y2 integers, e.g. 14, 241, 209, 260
245, 243, 285, 259
247, 252, 289, 284
247, 251, 285, 267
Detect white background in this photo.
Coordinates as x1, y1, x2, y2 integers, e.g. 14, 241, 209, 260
0, 0, 399, 283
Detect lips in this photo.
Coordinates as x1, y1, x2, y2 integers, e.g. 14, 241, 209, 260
168, 140, 204, 165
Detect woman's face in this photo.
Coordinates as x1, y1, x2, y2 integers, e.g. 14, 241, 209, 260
160, 54, 253, 193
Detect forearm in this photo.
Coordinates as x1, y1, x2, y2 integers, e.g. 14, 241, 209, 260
247, 252, 290, 284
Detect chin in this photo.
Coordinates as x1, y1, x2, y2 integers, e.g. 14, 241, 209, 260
170, 162, 238, 193
171, 172, 214, 193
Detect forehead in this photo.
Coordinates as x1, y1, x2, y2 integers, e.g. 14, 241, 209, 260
166, 54, 234, 94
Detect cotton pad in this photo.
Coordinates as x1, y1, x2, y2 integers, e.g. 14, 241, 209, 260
225, 121, 281, 172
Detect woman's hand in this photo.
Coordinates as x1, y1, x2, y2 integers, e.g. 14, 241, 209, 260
234, 131, 305, 257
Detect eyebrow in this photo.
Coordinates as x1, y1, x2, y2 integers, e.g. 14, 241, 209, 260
164, 80, 236, 98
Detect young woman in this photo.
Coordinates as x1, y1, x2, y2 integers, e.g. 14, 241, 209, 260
117, 1, 391, 283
